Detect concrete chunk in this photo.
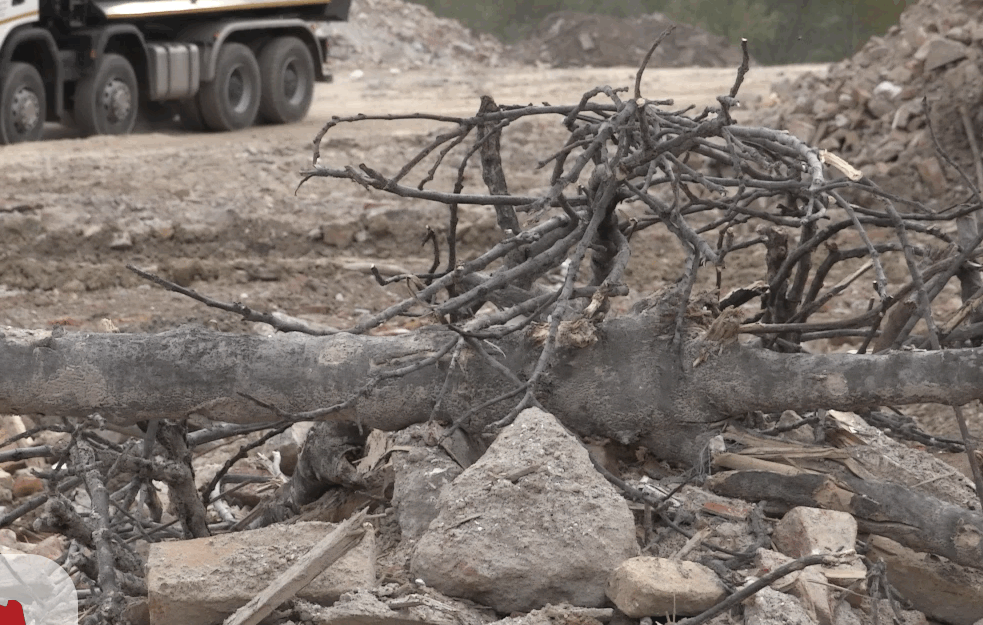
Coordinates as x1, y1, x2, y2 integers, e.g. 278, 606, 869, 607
147, 521, 375, 625
756, 548, 833, 625
745, 587, 818, 625
915, 37, 968, 71
773, 507, 856, 556
606, 557, 728, 618
411, 408, 639, 613
773, 507, 865, 585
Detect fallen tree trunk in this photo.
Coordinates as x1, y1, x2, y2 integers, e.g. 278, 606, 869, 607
3, 318, 983, 465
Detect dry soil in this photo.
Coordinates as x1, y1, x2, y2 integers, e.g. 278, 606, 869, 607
0, 64, 827, 335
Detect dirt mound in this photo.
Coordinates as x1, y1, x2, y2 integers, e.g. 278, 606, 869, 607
326, 0, 509, 69
753, 0, 983, 210
509, 11, 746, 69
325, 2, 747, 72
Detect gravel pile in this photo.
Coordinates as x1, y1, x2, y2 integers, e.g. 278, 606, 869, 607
325, 1, 747, 71
509, 11, 746, 69
325, 0, 509, 69
753, 0, 983, 210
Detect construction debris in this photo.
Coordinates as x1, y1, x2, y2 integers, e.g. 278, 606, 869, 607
753, 0, 983, 210
410, 408, 639, 613
508, 11, 745, 69
146, 521, 376, 624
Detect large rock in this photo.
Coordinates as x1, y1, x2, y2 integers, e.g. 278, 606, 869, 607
772, 507, 866, 584
773, 507, 856, 556
606, 557, 728, 618
147, 521, 376, 625
915, 37, 968, 71
410, 408, 639, 613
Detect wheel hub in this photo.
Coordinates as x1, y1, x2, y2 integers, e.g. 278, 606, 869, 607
283, 63, 299, 101
228, 67, 251, 114
10, 87, 41, 134
101, 78, 132, 123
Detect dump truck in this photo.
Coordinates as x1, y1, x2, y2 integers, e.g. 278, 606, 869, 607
0, 0, 350, 143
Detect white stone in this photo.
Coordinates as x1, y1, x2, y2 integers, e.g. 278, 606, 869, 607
606, 557, 728, 618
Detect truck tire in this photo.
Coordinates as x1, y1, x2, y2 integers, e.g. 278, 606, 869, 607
0, 63, 46, 144
258, 37, 315, 124
199, 43, 261, 132
74, 54, 139, 136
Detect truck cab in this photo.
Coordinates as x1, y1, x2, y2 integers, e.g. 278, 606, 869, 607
0, 0, 350, 143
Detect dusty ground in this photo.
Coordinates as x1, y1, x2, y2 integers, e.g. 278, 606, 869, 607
0, 63, 826, 334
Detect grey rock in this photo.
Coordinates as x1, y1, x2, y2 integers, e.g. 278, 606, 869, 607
916, 37, 967, 71
410, 407, 639, 613
866, 95, 896, 119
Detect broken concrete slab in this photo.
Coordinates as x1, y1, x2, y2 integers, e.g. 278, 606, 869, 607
410, 407, 639, 614
915, 37, 968, 71
606, 556, 728, 618
147, 521, 375, 625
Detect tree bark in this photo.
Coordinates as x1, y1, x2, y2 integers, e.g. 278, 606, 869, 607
3, 317, 983, 465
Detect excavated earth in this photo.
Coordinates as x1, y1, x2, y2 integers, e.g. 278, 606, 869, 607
0, 64, 825, 336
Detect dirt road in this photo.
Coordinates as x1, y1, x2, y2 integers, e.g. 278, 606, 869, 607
0, 63, 826, 332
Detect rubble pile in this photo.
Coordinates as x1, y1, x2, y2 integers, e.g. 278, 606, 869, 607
4, 399, 982, 624
754, 0, 983, 209
325, 0, 509, 69
510, 11, 746, 69
325, 1, 747, 71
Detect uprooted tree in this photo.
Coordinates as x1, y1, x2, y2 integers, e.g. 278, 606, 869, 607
3, 38, 983, 621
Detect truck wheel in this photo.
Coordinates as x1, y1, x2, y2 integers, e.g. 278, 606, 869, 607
258, 37, 315, 124
75, 54, 139, 136
0, 63, 46, 144
199, 43, 261, 131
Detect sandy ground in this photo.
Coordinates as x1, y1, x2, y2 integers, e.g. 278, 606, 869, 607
0, 63, 828, 334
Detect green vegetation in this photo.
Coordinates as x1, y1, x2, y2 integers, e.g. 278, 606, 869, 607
408, 0, 918, 64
